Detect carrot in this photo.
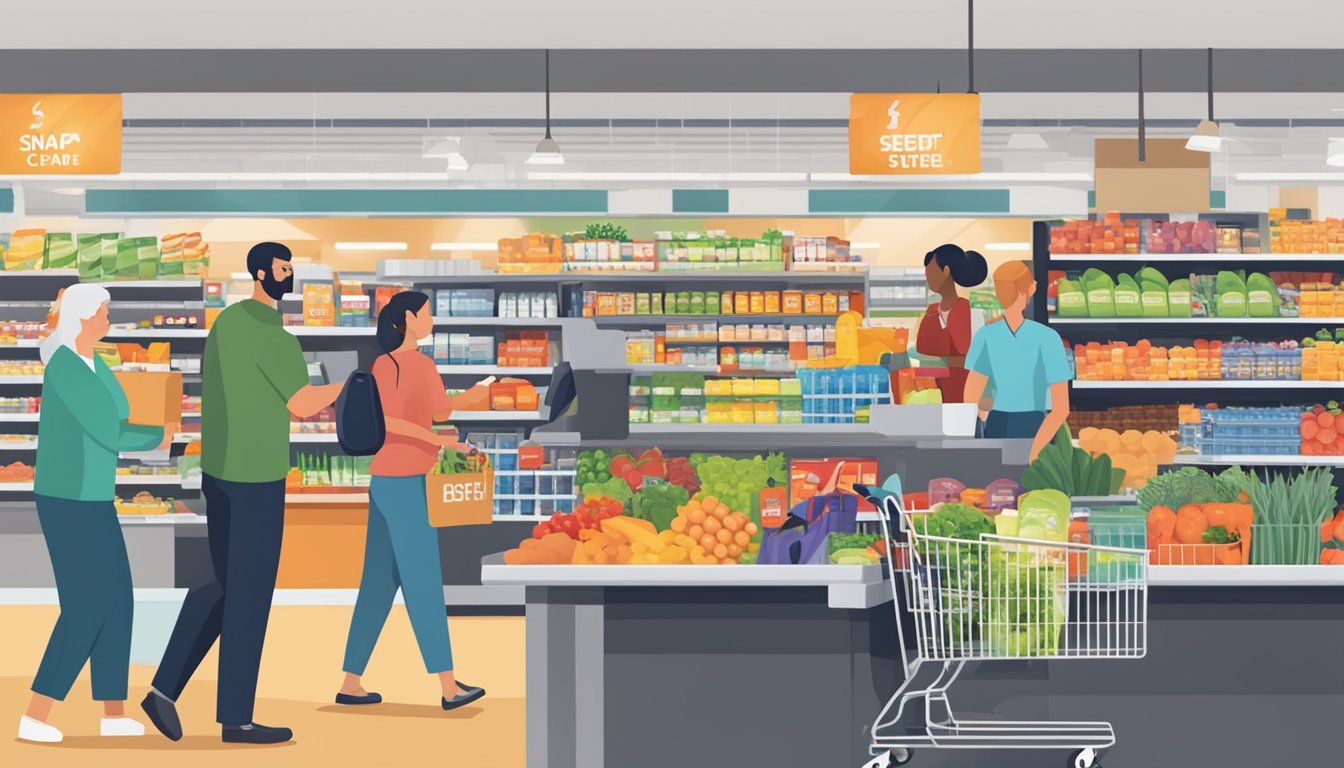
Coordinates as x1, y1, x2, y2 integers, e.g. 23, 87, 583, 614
1323, 519, 1336, 544
1204, 505, 1233, 531
1215, 543, 1241, 566
1322, 547, 1344, 565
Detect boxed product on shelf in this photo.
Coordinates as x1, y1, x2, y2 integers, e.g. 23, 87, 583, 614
490, 378, 540, 410
1070, 405, 1179, 438
288, 452, 373, 490
497, 331, 550, 367
0, 360, 44, 376
45, 233, 76, 270
1176, 405, 1304, 456
0, 321, 46, 346
291, 407, 336, 434
302, 281, 337, 327
338, 280, 371, 327
1269, 210, 1344, 254
563, 232, 657, 272
497, 291, 556, 318
497, 234, 563, 273
0, 397, 40, 413
798, 366, 890, 423
657, 230, 785, 271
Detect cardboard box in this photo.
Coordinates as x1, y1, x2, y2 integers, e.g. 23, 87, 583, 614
114, 371, 183, 426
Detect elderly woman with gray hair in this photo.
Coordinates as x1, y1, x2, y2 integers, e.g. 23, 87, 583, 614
16, 283, 177, 744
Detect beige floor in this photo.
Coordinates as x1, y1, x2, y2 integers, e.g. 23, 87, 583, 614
0, 606, 526, 767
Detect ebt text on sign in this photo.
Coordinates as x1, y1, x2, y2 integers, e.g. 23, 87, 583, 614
849, 93, 981, 176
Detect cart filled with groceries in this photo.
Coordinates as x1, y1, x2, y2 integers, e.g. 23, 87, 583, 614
855, 477, 1150, 768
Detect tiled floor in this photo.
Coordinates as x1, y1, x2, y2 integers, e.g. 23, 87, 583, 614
1, 606, 526, 767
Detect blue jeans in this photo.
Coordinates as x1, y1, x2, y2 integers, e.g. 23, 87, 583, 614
343, 475, 453, 675
983, 410, 1047, 439
31, 496, 133, 701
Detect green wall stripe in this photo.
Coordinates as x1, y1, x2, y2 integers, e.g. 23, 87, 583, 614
1087, 190, 1096, 209
85, 189, 609, 215
0, 188, 11, 213
672, 189, 729, 214
808, 189, 1009, 214
1087, 189, 1224, 210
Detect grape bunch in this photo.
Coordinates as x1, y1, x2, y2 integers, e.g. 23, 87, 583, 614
692, 453, 788, 524
576, 450, 613, 488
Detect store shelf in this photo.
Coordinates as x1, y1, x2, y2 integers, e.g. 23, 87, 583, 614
1074, 380, 1339, 390
592, 314, 839, 326
437, 365, 553, 376
629, 423, 880, 437
664, 338, 791, 346
1150, 565, 1344, 586
1050, 253, 1341, 263
0, 439, 37, 450
627, 364, 799, 376
0, 413, 39, 423
451, 410, 546, 422
286, 326, 377, 336
286, 492, 368, 504
433, 316, 563, 327
0, 376, 42, 384
1052, 317, 1344, 326
104, 328, 206, 338
288, 433, 340, 443
0, 341, 41, 349
115, 475, 186, 486
100, 279, 203, 289
0, 482, 34, 491
1174, 454, 1344, 467
411, 271, 866, 285
116, 513, 206, 525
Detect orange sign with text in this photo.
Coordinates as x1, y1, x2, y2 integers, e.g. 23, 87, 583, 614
0, 94, 122, 174
849, 93, 981, 175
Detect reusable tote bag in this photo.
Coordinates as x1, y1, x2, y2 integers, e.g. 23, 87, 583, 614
426, 449, 495, 527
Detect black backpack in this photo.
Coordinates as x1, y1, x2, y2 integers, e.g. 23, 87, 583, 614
336, 370, 385, 456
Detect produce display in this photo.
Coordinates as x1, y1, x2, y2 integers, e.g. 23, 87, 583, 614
1075, 428, 1178, 489
1246, 467, 1336, 565
1049, 215, 1264, 255
1069, 405, 1178, 438
630, 482, 691, 531
0, 321, 46, 346
827, 532, 886, 565
529, 497, 623, 541
114, 492, 187, 515
0, 461, 34, 483
1, 230, 210, 278
1299, 403, 1344, 455
0, 396, 40, 414
1072, 339, 1303, 382
1055, 266, 1305, 320
0, 361, 43, 376
286, 453, 373, 490
1320, 509, 1344, 565
1021, 426, 1124, 497
1145, 501, 1252, 565
689, 452, 788, 531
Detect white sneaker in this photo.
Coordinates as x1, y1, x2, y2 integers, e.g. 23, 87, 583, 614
18, 715, 63, 743
100, 716, 146, 737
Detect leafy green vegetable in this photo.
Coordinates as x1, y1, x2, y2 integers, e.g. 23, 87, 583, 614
629, 482, 689, 531
583, 222, 631, 242
1136, 467, 1235, 512
582, 477, 633, 508
914, 503, 994, 543
1021, 426, 1123, 496
1201, 525, 1239, 544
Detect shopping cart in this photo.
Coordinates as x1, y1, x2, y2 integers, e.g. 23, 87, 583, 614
857, 479, 1149, 768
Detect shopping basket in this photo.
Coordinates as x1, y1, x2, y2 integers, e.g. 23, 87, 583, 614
858, 477, 1149, 768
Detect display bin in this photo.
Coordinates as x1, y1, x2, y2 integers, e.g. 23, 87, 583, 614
1082, 505, 1147, 583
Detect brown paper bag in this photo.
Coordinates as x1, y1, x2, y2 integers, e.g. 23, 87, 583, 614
425, 468, 494, 527
113, 371, 183, 426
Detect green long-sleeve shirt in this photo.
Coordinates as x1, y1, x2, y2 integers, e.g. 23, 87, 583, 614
34, 346, 165, 501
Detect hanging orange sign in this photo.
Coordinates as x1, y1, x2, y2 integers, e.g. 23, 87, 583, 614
848, 93, 981, 175
0, 94, 122, 175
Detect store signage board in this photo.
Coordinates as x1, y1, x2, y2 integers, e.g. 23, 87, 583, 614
848, 93, 981, 175
0, 94, 122, 175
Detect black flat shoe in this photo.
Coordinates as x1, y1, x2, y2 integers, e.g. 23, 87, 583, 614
141, 691, 183, 742
222, 723, 293, 744
441, 683, 486, 711
335, 691, 382, 706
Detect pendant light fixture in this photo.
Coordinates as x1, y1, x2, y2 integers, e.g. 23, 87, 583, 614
526, 49, 564, 166
1327, 140, 1344, 168
1186, 48, 1222, 153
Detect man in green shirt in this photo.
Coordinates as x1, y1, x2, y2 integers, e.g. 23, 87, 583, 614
142, 243, 342, 745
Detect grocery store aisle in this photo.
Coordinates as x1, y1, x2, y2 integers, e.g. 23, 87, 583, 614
0, 606, 525, 767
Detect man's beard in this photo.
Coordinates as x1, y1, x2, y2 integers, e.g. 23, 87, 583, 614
260, 273, 294, 301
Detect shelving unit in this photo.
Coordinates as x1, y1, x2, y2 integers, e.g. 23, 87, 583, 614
592, 314, 838, 327
1074, 380, 1342, 390
1050, 253, 1343, 264
1174, 454, 1344, 467
1053, 317, 1344, 326
437, 365, 553, 376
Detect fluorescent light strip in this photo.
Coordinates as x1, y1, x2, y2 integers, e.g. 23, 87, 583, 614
430, 242, 498, 252
1237, 172, 1344, 182
527, 171, 809, 182
809, 172, 1093, 183
334, 242, 408, 251
983, 242, 1032, 251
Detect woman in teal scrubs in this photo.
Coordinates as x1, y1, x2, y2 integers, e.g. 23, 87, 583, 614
963, 260, 1072, 461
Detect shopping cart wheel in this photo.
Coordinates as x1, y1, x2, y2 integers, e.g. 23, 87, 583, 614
861, 748, 911, 768
1068, 748, 1100, 768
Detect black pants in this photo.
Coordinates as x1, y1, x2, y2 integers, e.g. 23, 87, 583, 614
152, 474, 285, 726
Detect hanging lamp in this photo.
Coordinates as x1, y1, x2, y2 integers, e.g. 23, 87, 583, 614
1186, 48, 1222, 152
526, 50, 565, 165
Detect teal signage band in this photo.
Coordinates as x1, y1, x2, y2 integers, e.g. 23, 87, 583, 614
808, 189, 1010, 214
84, 189, 610, 215
672, 189, 730, 214
0, 187, 12, 213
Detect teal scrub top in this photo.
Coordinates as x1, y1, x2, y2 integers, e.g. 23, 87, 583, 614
966, 318, 1072, 413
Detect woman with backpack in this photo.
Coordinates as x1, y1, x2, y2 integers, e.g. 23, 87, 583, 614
335, 290, 490, 711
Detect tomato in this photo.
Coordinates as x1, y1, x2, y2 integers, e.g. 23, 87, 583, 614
532, 522, 552, 540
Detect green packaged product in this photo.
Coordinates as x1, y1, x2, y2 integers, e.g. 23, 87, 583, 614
138, 237, 160, 278
706, 291, 720, 314
1056, 277, 1088, 318
1136, 267, 1169, 318
1189, 273, 1217, 318
77, 234, 103, 280
689, 291, 705, 314
116, 238, 141, 277
45, 233, 76, 270
1081, 268, 1115, 318
1167, 277, 1193, 317
664, 292, 677, 316
1113, 274, 1142, 317
1246, 272, 1280, 318
676, 291, 691, 315
1215, 270, 1248, 317
100, 233, 119, 277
